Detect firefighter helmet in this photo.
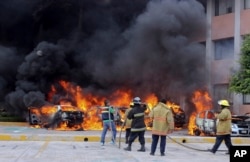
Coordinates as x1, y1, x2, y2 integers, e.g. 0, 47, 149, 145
133, 97, 141, 104
130, 102, 134, 107
218, 100, 230, 107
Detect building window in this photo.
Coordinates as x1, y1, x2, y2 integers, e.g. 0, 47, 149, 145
243, 94, 250, 104
214, 38, 234, 60
215, 0, 234, 16
213, 84, 233, 110
244, 0, 250, 9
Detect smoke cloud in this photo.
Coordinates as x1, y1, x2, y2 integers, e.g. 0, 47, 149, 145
0, 0, 206, 117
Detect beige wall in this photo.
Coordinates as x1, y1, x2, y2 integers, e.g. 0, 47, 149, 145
240, 9, 250, 35
206, 1, 250, 115
239, 105, 250, 114
211, 13, 234, 40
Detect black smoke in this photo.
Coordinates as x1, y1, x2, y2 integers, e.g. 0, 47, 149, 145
0, 0, 206, 118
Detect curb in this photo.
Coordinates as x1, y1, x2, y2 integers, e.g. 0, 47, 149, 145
0, 122, 249, 144
0, 134, 249, 144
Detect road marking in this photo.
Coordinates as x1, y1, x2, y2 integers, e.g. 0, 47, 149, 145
34, 141, 49, 158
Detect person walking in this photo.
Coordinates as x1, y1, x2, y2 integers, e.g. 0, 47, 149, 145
124, 97, 147, 152
100, 99, 117, 146
123, 102, 134, 144
209, 99, 233, 154
149, 99, 174, 156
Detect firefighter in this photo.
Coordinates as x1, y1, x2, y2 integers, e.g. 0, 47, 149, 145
123, 102, 134, 144
100, 99, 117, 146
209, 99, 233, 154
124, 97, 147, 152
149, 99, 174, 156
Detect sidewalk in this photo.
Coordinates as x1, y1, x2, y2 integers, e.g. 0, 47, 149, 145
0, 140, 231, 162
0, 122, 249, 144
0, 122, 247, 162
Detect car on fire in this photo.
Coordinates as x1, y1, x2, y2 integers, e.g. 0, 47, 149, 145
88, 104, 151, 127
28, 105, 84, 130
146, 105, 186, 128
170, 106, 186, 128
194, 110, 250, 137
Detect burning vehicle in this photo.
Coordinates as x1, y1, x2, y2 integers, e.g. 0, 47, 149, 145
194, 110, 250, 137
170, 106, 186, 128
85, 105, 127, 128
193, 110, 216, 136
87, 103, 151, 128
146, 103, 186, 128
28, 105, 84, 130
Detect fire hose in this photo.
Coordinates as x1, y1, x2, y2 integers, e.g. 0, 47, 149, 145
118, 128, 226, 152
166, 134, 227, 152
118, 119, 126, 149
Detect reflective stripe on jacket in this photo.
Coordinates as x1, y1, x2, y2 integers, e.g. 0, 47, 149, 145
127, 104, 146, 132
101, 106, 114, 122
149, 102, 174, 135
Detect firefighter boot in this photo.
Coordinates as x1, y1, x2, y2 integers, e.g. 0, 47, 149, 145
124, 144, 131, 151
137, 144, 145, 152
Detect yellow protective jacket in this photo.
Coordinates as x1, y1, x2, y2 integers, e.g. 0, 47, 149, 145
216, 108, 232, 135
124, 108, 132, 128
149, 102, 174, 135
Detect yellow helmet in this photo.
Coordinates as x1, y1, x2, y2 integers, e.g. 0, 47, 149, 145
218, 100, 230, 107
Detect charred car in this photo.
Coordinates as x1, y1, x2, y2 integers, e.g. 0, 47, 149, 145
194, 110, 216, 136
194, 110, 250, 137
170, 106, 186, 128
28, 105, 84, 130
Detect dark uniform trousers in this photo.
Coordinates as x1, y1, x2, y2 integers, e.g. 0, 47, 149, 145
128, 131, 145, 145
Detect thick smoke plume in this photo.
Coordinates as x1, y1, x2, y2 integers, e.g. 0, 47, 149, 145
0, 0, 206, 118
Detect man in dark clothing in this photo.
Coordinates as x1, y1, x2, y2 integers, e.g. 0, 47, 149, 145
124, 97, 147, 152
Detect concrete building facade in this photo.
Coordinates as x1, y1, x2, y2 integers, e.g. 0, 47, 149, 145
204, 0, 250, 114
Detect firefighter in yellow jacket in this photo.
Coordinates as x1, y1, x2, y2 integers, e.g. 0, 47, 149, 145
209, 99, 233, 154
124, 102, 134, 144
149, 99, 174, 156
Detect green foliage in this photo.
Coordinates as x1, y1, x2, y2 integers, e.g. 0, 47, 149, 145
229, 35, 250, 94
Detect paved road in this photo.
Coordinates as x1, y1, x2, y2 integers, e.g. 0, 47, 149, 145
0, 141, 229, 162
0, 123, 249, 162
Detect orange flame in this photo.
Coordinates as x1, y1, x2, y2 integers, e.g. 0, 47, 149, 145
188, 90, 212, 135
32, 80, 193, 131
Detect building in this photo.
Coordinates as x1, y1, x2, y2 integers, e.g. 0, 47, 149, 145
204, 0, 250, 114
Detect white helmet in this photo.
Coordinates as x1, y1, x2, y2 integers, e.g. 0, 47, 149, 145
133, 97, 141, 104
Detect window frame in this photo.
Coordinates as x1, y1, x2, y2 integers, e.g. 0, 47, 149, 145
243, 94, 250, 104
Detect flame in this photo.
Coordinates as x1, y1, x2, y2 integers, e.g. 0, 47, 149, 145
188, 90, 212, 135
145, 93, 158, 110
31, 80, 137, 130
31, 80, 199, 131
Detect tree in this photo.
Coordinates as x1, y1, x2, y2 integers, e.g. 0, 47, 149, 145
229, 35, 250, 94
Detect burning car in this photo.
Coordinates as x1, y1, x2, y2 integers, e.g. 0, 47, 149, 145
193, 110, 216, 136
194, 110, 250, 137
170, 106, 186, 128
28, 105, 84, 130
